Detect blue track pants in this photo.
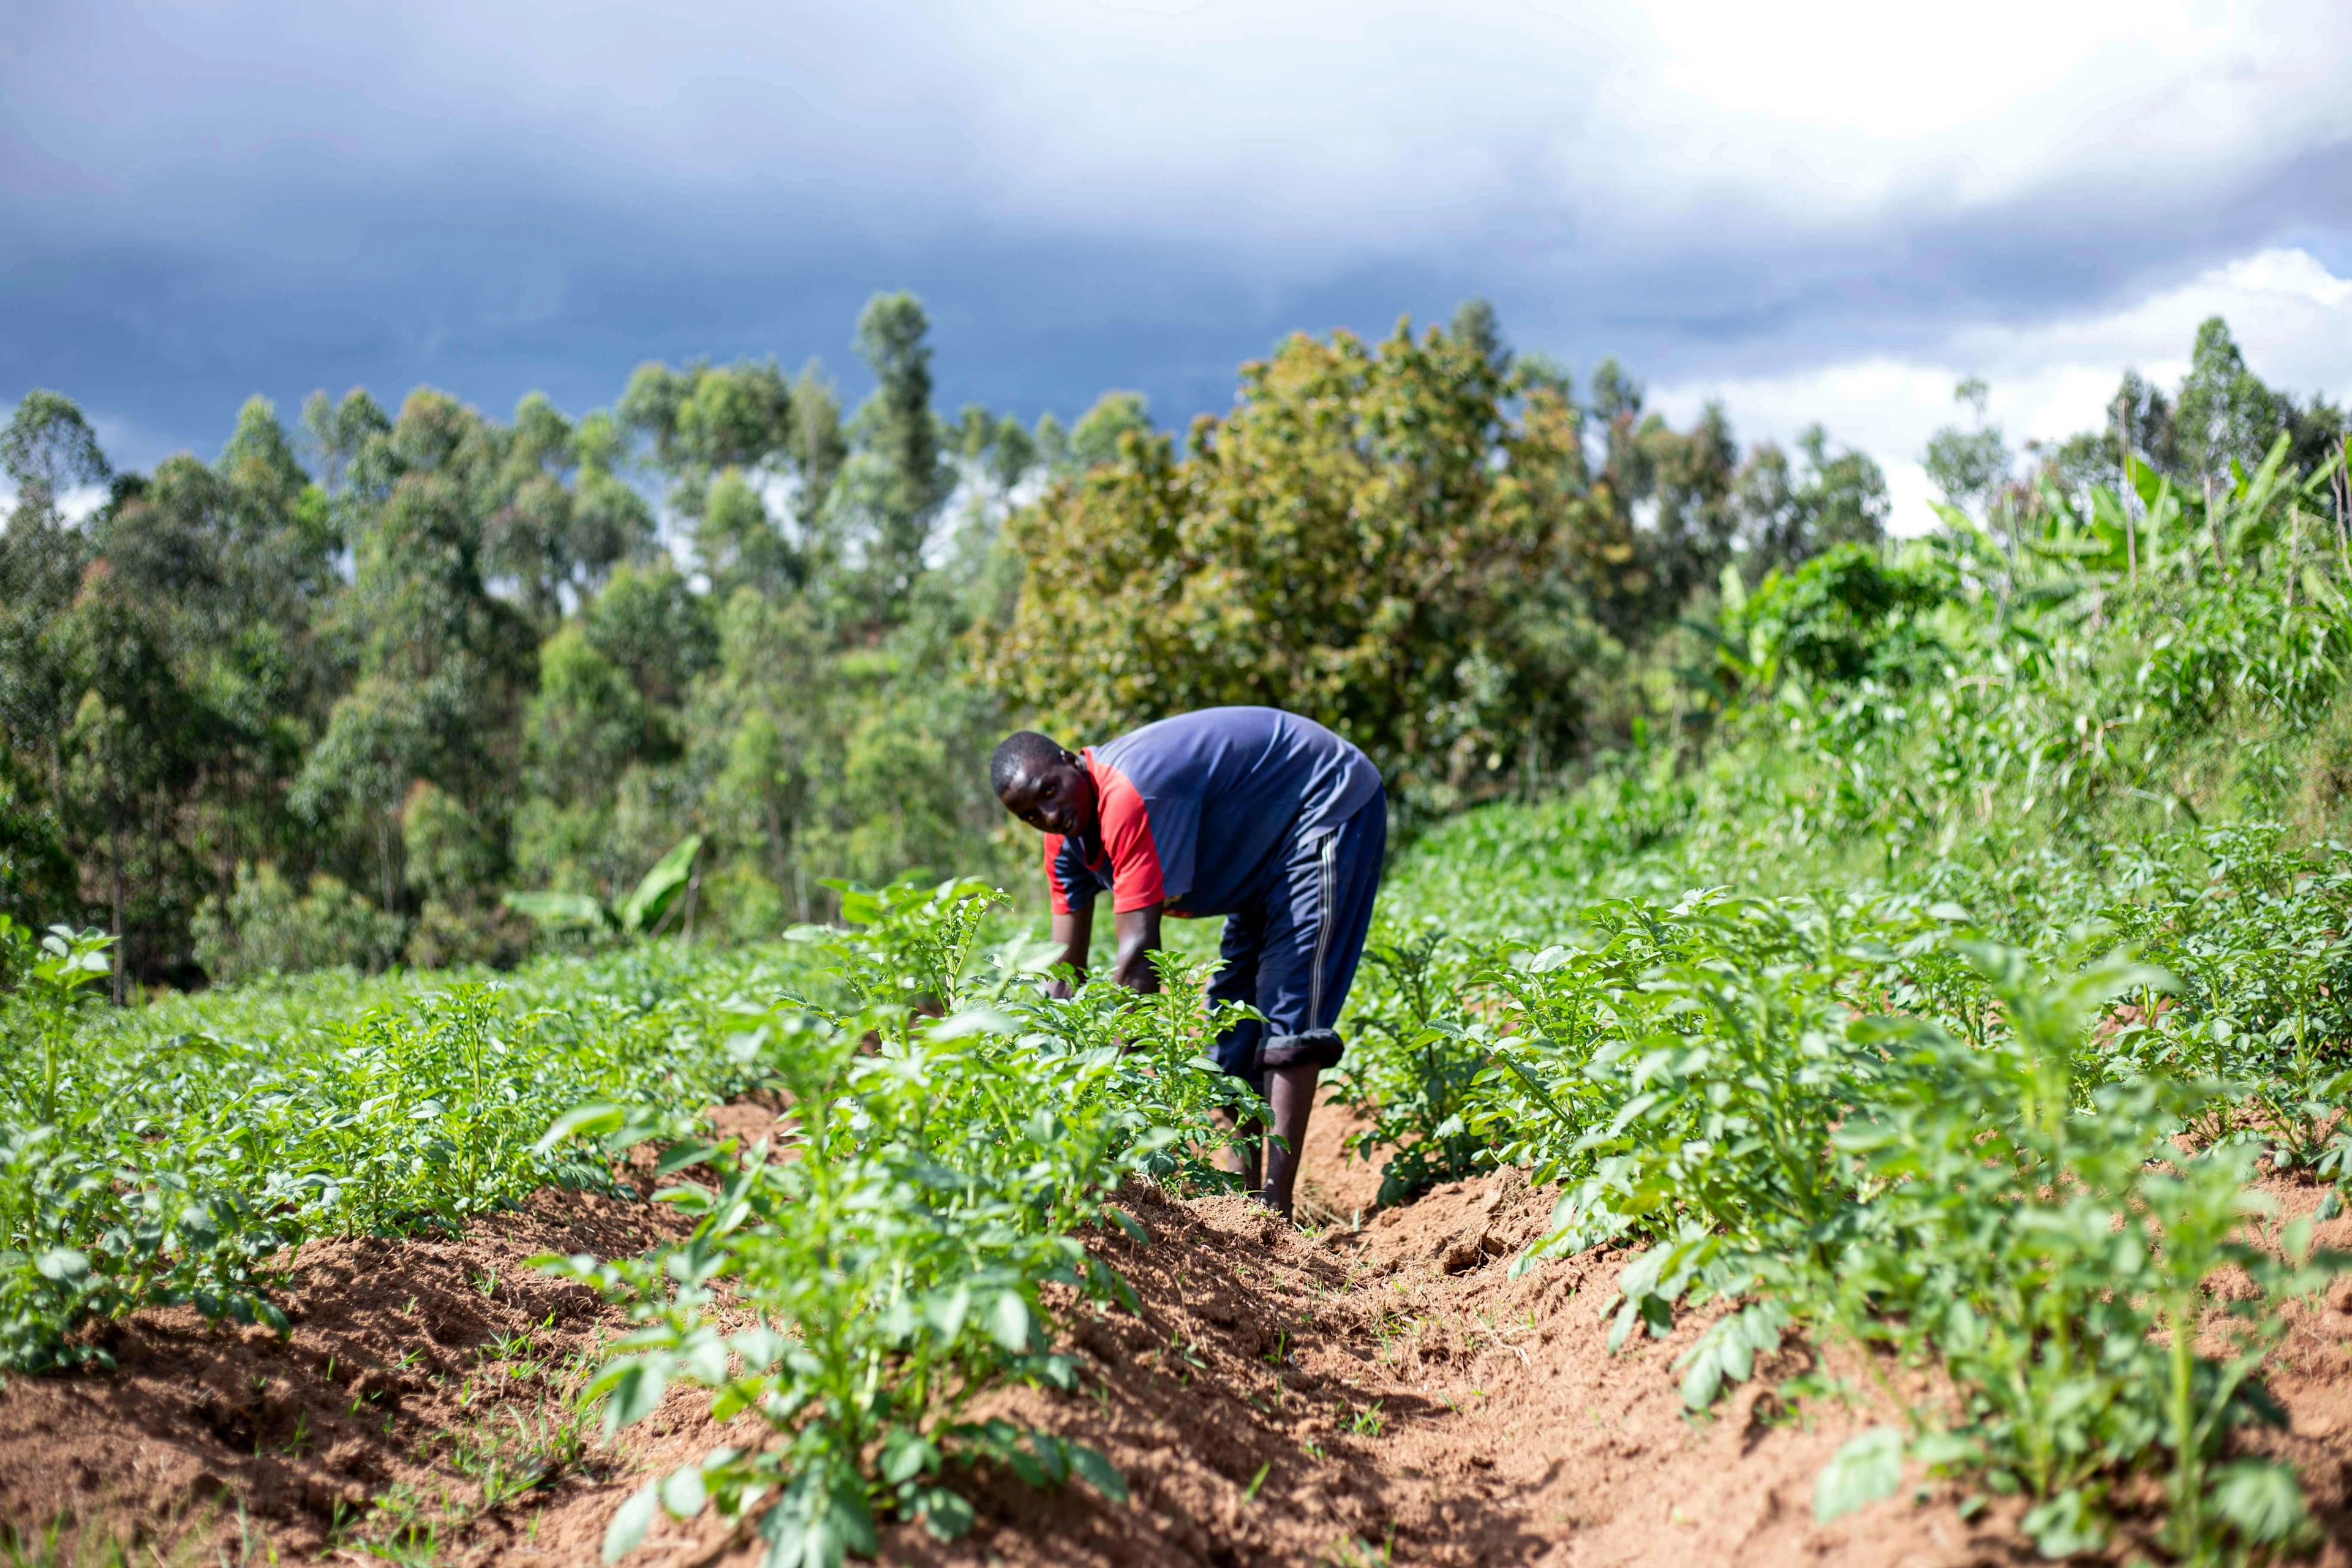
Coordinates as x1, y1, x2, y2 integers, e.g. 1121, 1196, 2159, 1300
1207, 791, 1387, 1087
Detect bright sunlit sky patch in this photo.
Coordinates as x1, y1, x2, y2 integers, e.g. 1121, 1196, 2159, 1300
4, 0, 2350, 527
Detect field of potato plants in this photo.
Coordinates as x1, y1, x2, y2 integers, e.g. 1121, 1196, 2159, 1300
11, 441, 2352, 1567
0, 880, 1262, 1565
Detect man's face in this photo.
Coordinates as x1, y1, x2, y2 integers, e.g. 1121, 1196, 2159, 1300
998, 752, 1098, 839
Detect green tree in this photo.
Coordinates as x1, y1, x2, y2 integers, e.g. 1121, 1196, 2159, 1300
297, 390, 534, 914
954, 402, 1040, 496
586, 560, 718, 713
510, 563, 713, 914
619, 358, 795, 518
2, 391, 110, 520
688, 590, 832, 926
0, 413, 99, 826
620, 356, 830, 592
1450, 297, 1511, 377
1736, 425, 1890, 573
1634, 401, 1741, 619
0, 394, 110, 849
1065, 392, 1152, 474
301, 387, 391, 495
1924, 377, 2015, 518
978, 312, 1616, 814
696, 472, 800, 597
0, 745, 72, 926
837, 293, 952, 615
1575, 358, 1758, 630
524, 624, 654, 805
2175, 317, 2284, 487
480, 393, 656, 630
788, 361, 850, 533
53, 573, 201, 1000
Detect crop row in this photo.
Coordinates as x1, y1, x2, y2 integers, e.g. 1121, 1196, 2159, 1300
1335, 458, 2352, 1561
0, 923, 793, 1371
0, 878, 1258, 1567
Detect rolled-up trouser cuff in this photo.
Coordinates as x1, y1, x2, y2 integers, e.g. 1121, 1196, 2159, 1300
1259, 1028, 1345, 1070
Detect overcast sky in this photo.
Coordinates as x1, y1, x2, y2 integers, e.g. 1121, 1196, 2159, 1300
6, 0, 2350, 529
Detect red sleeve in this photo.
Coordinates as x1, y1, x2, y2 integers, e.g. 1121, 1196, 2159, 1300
1042, 832, 1073, 916
1093, 761, 1165, 912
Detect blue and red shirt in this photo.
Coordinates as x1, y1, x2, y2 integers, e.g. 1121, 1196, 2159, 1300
1044, 707, 1382, 919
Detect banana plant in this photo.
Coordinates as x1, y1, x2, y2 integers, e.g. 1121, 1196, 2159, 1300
503, 833, 703, 938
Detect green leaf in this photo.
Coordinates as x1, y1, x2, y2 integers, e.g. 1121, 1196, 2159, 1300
32, 1248, 89, 1283
927, 1006, 1019, 1041
915, 1487, 974, 1540
660, 1464, 708, 1520
503, 890, 611, 932
1068, 1443, 1129, 1504
731, 1325, 786, 1371
1814, 1427, 1902, 1523
1908, 1429, 1980, 1470
654, 1140, 718, 1177
1673, 1299, 1787, 1409
535, 1102, 625, 1156
989, 1292, 1033, 1353
1026, 1431, 1071, 1485
2019, 1488, 2105, 1558
833, 886, 884, 925
604, 1483, 660, 1563
2211, 1460, 2305, 1544
617, 833, 703, 934
601, 1358, 669, 1433
824, 1474, 880, 1558
880, 1431, 937, 1485
928, 1286, 973, 1341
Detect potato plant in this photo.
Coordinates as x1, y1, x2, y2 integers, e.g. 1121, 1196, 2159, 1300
0, 925, 794, 1371
553, 876, 1256, 1567
1339, 446, 2352, 1561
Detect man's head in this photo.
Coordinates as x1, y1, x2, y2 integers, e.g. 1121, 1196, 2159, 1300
991, 730, 1096, 837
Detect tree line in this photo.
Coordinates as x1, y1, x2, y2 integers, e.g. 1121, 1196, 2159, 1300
0, 295, 2334, 992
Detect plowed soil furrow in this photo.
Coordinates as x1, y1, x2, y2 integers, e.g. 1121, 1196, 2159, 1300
12, 1105, 2352, 1566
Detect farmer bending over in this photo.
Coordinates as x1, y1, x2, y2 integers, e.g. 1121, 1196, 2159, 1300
990, 706, 1387, 1221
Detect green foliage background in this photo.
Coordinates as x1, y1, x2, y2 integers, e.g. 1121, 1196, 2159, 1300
1, 298, 2340, 1003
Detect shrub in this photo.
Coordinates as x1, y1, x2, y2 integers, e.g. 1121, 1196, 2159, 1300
190, 863, 407, 983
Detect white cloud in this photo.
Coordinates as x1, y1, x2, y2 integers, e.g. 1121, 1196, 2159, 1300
1651, 246, 2352, 535
1575, 1, 2352, 218
16, 0, 2352, 257
915, 0, 2352, 241
0, 485, 111, 526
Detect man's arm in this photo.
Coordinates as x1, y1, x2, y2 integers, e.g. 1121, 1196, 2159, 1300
1047, 905, 1093, 998
1110, 902, 1163, 993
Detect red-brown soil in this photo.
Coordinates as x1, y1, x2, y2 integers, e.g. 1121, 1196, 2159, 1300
0, 1182, 688, 1562
12, 1101, 2352, 1566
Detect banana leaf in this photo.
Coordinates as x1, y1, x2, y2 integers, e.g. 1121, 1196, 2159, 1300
502, 891, 609, 932
617, 834, 703, 935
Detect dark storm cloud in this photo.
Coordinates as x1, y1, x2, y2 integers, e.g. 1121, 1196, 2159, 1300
4, 0, 2349, 470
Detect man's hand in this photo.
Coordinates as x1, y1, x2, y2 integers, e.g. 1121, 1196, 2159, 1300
1040, 902, 1161, 996
1111, 902, 1163, 993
